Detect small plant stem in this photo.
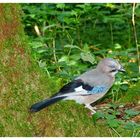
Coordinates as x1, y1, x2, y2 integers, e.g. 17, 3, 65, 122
111, 127, 121, 137
45, 67, 51, 78
110, 23, 114, 45
34, 24, 41, 36
132, 129, 136, 137
132, 3, 140, 73
108, 128, 113, 137
53, 39, 61, 72
135, 131, 140, 137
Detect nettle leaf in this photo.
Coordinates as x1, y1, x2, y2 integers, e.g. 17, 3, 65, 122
58, 55, 78, 66
68, 60, 77, 66
37, 49, 47, 54
125, 109, 140, 117
64, 17, 79, 24
80, 52, 95, 64
120, 84, 129, 91
105, 114, 116, 120
124, 121, 140, 130
56, 4, 65, 9
30, 41, 45, 49
58, 56, 69, 62
38, 60, 46, 68
107, 119, 120, 128
70, 54, 81, 61
92, 111, 105, 125
64, 44, 81, 50
114, 43, 122, 49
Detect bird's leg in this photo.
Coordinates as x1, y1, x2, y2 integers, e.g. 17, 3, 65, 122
85, 104, 96, 114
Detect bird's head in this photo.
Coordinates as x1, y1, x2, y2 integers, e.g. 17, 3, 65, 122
97, 58, 125, 77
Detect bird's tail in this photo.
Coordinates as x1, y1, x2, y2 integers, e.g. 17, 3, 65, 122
30, 96, 65, 112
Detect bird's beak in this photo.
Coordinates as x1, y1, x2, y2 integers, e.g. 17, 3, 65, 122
118, 67, 125, 73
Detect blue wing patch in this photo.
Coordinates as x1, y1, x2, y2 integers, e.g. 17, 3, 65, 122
88, 85, 107, 94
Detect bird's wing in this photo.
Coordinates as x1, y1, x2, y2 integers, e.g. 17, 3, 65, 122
52, 79, 107, 98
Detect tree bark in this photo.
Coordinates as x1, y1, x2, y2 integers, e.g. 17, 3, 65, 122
0, 4, 52, 136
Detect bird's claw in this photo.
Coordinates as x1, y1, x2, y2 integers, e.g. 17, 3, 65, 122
85, 104, 97, 115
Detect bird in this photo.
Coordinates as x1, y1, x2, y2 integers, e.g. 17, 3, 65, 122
30, 58, 125, 114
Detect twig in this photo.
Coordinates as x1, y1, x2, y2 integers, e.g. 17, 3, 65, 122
110, 23, 114, 45
52, 39, 61, 72
135, 131, 140, 137
53, 40, 57, 63
132, 129, 136, 137
132, 3, 140, 73
34, 24, 41, 36
111, 127, 121, 137
108, 128, 113, 137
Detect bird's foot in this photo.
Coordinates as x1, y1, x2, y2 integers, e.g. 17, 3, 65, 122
85, 104, 96, 115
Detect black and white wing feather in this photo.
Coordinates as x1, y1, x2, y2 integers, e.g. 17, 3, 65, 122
30, 79, 106, 112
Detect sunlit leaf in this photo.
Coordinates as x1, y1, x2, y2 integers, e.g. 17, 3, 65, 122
64, 44, 81, 50
56, 4, 65, 9
80, 52, 95, 64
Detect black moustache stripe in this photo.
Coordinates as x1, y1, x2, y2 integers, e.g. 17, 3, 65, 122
110, 69, 117, 72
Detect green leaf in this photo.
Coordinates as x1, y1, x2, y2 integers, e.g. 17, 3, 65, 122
114, 43, 122, 49
108, 103, 119, 109
64, 44, 81, 50
70, 54, 81, 61
68, 60, 77, 66
105, 114, 116, 120
37, 49, 47, 54
124, 121, 140, 130
120, 84, 129, 91
107, 119, 120, 128
30, 42, 44, 49
125, 109, 140, 117
80, 52, 95, 64
38, 60, 46, 68
92, 111, 105, 125
56, 4, 65, 9
58, 56, 69, 62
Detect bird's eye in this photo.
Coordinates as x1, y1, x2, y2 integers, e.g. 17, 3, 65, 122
109, 64, 115, 68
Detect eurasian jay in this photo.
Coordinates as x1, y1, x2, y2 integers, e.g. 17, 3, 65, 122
30, 58, 125, 114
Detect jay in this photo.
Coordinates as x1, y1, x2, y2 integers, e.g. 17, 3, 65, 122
30, 58, 125, 114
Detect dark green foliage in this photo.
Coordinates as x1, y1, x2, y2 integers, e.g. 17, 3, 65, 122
21, 3, 139, 82
92, 103, 140, 136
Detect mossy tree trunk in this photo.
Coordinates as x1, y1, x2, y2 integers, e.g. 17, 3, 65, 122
0, 4, 53, 136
